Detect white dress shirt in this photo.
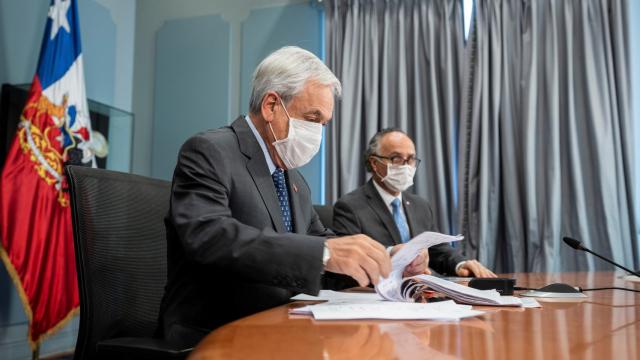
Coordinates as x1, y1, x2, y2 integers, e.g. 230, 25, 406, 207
372, 179, 410, 229
245, 115, 276, 175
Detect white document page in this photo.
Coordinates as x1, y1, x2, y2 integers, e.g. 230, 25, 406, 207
308, 300, 484, 321
291, 290, 384, 302
519, 297, 542, 308
375, 232, 464, 301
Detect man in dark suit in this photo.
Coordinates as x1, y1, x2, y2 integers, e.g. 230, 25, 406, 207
158, 48, 428, 347
333, 129, 495, 278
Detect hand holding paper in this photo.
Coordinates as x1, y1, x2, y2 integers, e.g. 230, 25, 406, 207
376, 232, 464, 301
324, 234, 391, 286
402, 249, 431, 277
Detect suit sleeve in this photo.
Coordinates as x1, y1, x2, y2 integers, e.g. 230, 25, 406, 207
311, 199, 359, 289
424, 201, 466, 275
308, 208, 334, 237
170, 135, 325, 294
332, 199, 363, 236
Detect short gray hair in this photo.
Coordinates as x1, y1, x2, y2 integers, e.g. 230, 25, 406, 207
248, 46, 342, 114
364, 128, 407, 172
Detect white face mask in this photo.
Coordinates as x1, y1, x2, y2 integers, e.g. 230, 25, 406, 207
268, 98, 323, 169
380, 163, 416, 192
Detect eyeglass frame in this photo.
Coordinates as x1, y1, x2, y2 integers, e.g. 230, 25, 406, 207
371, 154, 421, 167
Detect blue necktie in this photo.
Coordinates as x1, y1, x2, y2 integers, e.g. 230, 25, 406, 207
272, 168, 293, 232
391, 198, 410, 243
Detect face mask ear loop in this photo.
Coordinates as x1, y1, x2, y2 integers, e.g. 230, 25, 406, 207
268, 122, 280, 142
269, 95, 292, 142
380, 162, 392, 184
279, 96, 293, 120
372, 157, 390, 183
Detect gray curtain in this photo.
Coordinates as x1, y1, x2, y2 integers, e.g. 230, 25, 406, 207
325, 0, 465, 234
459, 0, 639, 272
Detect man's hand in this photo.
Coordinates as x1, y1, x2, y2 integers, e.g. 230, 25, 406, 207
390, 244, 431, 278
456, 260, 496, 278
389, 243, 404, 257
325, 235, 391, 286
402, 249, 431, 278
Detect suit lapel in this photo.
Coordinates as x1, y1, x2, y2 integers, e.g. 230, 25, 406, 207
364, 180, 402, 245
286, 170, 304, 234
232, 117, 285, 233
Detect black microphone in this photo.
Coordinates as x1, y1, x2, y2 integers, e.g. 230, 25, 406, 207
563, 237, 640, 277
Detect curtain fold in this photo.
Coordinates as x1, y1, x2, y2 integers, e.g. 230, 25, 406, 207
325, 0, 465, 234
325, 0, 637, 273
459, 0, 638, 272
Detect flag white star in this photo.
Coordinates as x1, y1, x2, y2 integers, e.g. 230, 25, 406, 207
48, 0, 71, 40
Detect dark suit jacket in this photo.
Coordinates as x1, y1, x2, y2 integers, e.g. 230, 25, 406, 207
158, 117, 334, 346
333, 179, 465, 275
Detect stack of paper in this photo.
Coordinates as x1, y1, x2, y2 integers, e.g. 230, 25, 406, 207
291, 300, 484, 321
291, 290, 384, 302
408, 275, 523, 306
375, 232, 464, 301
374, 232, 532, 307
287, 231, 541, 321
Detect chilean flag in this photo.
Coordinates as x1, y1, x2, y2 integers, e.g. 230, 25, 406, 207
0, 0, 94, 347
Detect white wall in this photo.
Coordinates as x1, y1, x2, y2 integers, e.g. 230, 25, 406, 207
132, 0, 326, 204
91, 0, 136, 112
132, 0, 313, 176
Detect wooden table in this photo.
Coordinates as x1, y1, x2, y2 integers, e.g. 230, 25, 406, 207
189, 272, 639, 359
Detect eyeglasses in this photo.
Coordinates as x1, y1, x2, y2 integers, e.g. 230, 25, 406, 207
373, 155, 421, 167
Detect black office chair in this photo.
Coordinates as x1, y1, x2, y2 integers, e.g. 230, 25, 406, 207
313, 204, 334, 230
66, 166, 191, 359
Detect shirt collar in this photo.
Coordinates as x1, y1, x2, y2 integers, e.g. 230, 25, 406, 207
372, 178, 402, 211
245, 115, 277, 175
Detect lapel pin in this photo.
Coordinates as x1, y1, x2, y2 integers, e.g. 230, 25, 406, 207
293, 184, 298, 193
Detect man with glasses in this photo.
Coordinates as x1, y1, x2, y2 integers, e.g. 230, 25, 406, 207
333, 128, 495, 278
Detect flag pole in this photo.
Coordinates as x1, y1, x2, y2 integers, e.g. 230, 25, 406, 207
32, 343, 40, 360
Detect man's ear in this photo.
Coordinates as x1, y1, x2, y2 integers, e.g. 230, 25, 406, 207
261, 92, 279, 123
369, 157, 379, 176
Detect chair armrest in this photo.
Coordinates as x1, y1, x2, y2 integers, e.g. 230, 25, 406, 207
97, 337, 192, 359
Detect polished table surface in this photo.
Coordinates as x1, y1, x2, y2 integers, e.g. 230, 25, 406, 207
189, 272, 639, 359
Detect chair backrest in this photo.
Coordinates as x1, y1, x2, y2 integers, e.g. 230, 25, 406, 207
313, 204, 334, 230
67, 165, 171, 359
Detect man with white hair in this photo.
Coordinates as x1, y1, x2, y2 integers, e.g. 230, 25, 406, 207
157, 47, 428, 347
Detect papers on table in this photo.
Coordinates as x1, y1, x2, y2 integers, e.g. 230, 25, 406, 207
520, 297, 542, 308
375, 232, 464, 301
290, 293, 540, 320
409, 274, 523, 306
291, 290, 384, 302
291, 300, 484, 321
290, 290, 385, 316
290, 290, 485, 320
373, 231, 530, 307
288, 231, 542, 321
